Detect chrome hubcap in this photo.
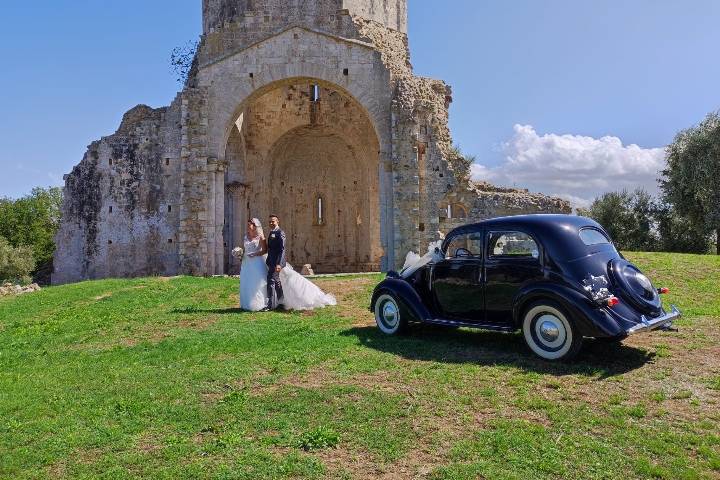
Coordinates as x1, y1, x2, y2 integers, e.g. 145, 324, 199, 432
539, 321, 560, 342
534, 313, 566, 349
382, 301, 398, 327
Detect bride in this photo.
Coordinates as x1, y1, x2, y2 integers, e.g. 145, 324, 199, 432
237, 218, 337, 312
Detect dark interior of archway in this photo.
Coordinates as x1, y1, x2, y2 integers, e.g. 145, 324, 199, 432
223, 82, 381, 274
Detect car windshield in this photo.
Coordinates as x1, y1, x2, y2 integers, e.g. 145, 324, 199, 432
579, 228, 611, 246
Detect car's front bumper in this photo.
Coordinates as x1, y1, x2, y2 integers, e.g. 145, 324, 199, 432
626, 305, 681, 335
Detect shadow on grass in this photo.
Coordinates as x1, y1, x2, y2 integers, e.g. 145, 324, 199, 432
170, 306, 296, 316
341, 325, 656, 378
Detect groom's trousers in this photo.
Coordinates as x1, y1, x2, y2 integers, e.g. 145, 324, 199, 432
267, 268, 284, 310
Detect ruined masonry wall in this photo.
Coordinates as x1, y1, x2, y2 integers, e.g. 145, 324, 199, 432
201, 0, 356, 65
53, 103, 184, 283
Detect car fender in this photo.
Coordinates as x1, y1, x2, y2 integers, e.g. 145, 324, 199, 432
371, 278, 433, 322
512, 282, 625, 338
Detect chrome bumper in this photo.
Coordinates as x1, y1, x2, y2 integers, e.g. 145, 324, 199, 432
626, 305, 681, 335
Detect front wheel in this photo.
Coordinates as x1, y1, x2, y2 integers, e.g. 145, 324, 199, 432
522, 301, 583, 361
374, 293, 408, 335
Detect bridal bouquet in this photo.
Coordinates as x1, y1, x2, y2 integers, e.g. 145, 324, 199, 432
231, 247, 244, 259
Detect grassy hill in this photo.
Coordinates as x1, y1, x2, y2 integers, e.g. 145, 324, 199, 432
1, 253, 719, 479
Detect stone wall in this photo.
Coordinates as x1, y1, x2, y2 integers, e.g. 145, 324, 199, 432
343, 0, 407, 33
200, 0, 359, 66
54, 104, 184, 283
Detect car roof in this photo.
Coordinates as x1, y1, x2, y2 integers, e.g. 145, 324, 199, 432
450, 214, 600, 231
444, 214, 613, 261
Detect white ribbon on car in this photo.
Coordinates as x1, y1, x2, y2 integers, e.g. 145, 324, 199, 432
400, 240, 445, 279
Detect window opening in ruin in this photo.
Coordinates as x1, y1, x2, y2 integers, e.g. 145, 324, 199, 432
168, 239, 174, 244
317, 196, 324, 225
249, 72, 254, 78
167, 205, 172, 213
165, 158, 170, 166
419, 223, 425, 232
109, 158, 113, 166
311, 84, 320, 102
343, 68, 349, 76
108, 206, 113, 213
452, 203, 468, 219
108, 240, 113, 245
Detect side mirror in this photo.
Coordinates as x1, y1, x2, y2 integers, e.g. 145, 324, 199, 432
455, 248, 472, 258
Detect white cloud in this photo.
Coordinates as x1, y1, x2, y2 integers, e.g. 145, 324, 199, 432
471, 124, 667, 208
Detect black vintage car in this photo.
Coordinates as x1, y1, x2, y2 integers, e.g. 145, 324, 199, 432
370, 215, 681, 361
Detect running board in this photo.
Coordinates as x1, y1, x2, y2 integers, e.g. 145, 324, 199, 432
423, 318, 516, 332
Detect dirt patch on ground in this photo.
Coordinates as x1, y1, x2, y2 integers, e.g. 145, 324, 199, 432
313, 446, 444, 480
315, 276, 376, 326
250, 368, 404, 396
136, 433, 162, 454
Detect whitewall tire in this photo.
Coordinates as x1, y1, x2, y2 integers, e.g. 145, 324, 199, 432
522, 302, 583, 361
374, 293, 408, 335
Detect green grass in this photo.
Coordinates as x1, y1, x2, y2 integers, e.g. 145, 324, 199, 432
0, 252, 719, 479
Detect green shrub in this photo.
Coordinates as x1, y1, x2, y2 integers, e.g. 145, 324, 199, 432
0, 236, 35, 285
296, 426, 340, 451
0, 186, 62, 284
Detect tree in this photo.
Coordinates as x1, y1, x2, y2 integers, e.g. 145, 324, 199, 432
579, 189, 658, 251
449, 144, 476, 181
0, 187, 63, 282
661, 111, 720, 254
0, 236, 35, 285
170, 40, 199, 86
655, 203, 712, 254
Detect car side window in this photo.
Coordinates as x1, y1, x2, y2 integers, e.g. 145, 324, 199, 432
488, 231, 539, 259
445, 232, 483, 258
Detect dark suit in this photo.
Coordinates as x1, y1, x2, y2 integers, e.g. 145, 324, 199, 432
265, 228, 286, 309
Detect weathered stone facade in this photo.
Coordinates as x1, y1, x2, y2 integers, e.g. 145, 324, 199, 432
53, 0, 570, 284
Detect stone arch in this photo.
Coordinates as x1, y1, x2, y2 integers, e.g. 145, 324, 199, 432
219, 78, 383, 273
215, 73, 390, 163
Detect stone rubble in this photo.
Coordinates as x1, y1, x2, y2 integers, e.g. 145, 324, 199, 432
0, 283, 41, 297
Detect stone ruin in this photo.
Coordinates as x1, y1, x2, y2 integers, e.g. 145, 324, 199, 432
53, 0, 570, 284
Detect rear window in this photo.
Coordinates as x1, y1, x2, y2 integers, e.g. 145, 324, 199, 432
579, 228, 611, 246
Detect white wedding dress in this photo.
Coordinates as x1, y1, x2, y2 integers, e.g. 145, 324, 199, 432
239, 235, 337, 312
280, 265, 337, 311
240, 236, 269, 312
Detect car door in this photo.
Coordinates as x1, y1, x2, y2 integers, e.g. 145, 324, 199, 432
484, 230, 543, 325
431, 230, 484, 321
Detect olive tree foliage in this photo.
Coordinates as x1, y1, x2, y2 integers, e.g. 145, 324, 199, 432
0, 237, 35, 285
170, 40, 199, 86
0, 187, 63, 282
661, 111, 720, 254
655, 203, 713, 254
577, 189, 659, 252
578, 188, 712, 254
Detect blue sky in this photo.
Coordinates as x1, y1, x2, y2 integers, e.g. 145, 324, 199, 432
1, 0, 719, 205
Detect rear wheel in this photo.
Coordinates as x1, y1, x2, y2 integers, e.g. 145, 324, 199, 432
522, 301, 583, 361
374, 293, 408, 335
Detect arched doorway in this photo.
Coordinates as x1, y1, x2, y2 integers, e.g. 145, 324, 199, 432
222, 80, 382, 274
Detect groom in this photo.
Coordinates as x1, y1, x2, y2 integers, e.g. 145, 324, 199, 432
263, 214, 286, 311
